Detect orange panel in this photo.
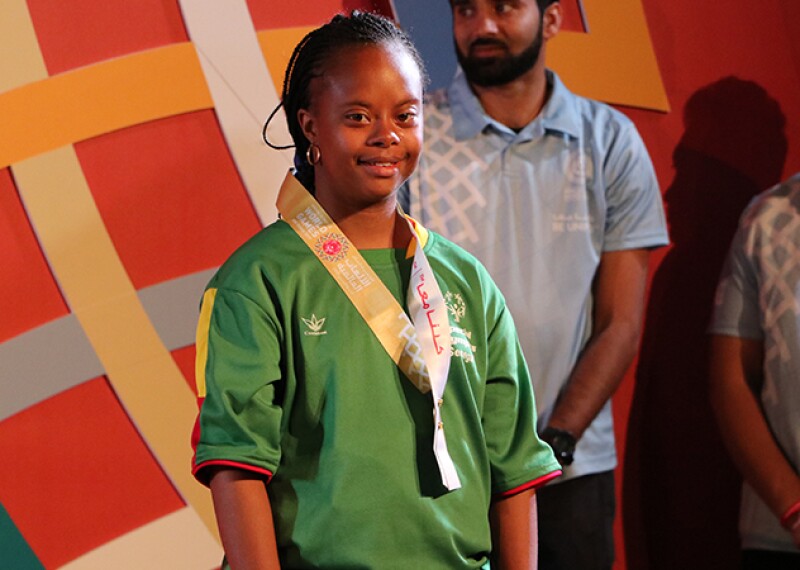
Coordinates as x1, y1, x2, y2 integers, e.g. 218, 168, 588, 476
26, 0, 189, 74
0, 377, 184, 569
75, 110, 262, 290
0, 167, 68, 342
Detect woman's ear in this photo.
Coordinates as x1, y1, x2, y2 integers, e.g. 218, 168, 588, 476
298, 109, 316, 144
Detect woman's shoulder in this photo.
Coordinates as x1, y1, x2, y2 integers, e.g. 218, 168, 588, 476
211, 220, 309, 288
424, 230, 497, 289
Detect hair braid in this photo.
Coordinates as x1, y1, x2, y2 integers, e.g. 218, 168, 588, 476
263, 10, 427, 192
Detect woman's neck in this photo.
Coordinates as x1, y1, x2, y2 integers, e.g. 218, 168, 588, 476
324, 198, 412, 250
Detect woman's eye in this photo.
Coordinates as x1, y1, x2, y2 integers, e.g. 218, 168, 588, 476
346, 113, 367, 122
398, 112, 418, 124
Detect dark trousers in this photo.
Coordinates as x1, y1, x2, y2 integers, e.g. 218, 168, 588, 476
537, 470, 616, 570
742, 549, 800, 570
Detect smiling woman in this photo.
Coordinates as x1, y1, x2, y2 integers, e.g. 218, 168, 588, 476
191, 10, 560, 569
297, 44, 423, 246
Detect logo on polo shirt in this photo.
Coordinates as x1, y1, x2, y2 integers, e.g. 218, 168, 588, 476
302, 314, 327, 336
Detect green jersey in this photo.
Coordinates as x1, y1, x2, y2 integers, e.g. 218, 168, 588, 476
193, 220, 560, 568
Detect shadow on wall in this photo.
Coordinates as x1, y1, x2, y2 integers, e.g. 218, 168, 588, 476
623, 77, 787, 570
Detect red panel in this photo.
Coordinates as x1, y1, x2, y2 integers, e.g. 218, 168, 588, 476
75, 111, 261, 290
0, 168, 68, 343
247, 0, 394, 30
171, 344, 198, 394
26, 0, 189, 75
0, 377, 184, 569
560, 0, 587, 33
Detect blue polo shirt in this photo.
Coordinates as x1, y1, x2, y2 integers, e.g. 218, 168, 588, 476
402, 69, 669, 480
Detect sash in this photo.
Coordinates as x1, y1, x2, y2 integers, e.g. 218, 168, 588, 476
276, 171, 461, 490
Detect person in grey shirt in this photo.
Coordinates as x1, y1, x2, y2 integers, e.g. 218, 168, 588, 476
709, 173, 800, 568
401, 1, 668, 567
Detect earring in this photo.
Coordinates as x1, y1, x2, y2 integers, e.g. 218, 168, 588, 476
306, 143, 321, 166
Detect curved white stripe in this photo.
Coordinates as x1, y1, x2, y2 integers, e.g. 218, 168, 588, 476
58, 507, 222, 570
178, 0, 293, 225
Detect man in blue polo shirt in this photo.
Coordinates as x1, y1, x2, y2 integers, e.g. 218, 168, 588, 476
401, 1, 669, 567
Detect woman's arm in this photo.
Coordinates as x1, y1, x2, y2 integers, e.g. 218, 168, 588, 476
209, 468, 281, 569
489, 488, 538, 570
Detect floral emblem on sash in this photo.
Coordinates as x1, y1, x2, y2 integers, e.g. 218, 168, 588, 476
315, 233, 349, 262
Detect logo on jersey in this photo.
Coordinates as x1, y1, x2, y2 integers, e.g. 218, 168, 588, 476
315, 234, 348, 262
445, 291, 466, 323
444, 290, 476, 363
302, 314, 327, 336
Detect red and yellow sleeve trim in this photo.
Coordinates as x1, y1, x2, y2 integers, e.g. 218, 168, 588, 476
194, 288, 217, 399
494, 470, 563, 499
193, 459, 274, 487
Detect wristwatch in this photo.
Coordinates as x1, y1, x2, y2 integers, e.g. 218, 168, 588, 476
541, 426, 577, 466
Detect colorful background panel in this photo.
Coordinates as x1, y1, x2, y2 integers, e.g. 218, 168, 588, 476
0, 168, 68, 343
0, 378, 184, 569
1, 0, 799, 568
76, 110, 261, 290
1, 0, 393, 567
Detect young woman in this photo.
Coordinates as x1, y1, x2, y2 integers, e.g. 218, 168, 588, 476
191, 11, 560, 569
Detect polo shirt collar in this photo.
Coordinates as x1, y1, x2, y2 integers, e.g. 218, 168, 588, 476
446, 68, 581, 141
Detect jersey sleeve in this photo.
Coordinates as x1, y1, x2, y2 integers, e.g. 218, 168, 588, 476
482, 304, 562, 496
709, 208, 763, 340
192, 285, 284, 486
602, 122, 669, 252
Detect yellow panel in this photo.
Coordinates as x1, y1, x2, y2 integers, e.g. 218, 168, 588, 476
60, 507, 221, 569
257, 27, 317, 93
1, 0, 48, 90
0, 43, 212, 169
548, 0, 669, 112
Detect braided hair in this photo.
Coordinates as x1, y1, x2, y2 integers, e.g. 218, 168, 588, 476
264, 11, 427, 192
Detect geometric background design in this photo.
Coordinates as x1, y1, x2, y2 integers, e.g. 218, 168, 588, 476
2, 0, 800, 568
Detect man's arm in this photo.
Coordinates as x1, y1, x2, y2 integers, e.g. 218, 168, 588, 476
709, 334, 800, 546
489, 489, 538, 570
546, 248, 650, 440
209, 468, 281, 569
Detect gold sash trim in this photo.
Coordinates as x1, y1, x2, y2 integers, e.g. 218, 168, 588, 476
276, 171, 431, 393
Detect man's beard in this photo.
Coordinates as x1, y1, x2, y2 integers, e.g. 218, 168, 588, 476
456, 24, 543, 87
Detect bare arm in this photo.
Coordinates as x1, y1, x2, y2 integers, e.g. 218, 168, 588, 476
547, 248, 650, 438
709, 334, 800, 546
489, 489, 538, 570
209, 468, 281, 569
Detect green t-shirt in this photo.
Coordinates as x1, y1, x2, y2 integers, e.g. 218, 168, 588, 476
193, 220, 559, 568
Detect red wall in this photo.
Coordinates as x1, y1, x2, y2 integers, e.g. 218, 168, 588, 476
617, 2, 799, 568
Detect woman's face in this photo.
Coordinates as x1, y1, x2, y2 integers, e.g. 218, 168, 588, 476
298, 43, 423, 214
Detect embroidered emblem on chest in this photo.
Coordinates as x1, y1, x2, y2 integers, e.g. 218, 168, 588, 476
445, 291, 466, 323
302, 314, 327, 336
444, 291, 476, 363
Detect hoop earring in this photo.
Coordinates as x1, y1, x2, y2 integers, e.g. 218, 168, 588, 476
306, 143, 321, 166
